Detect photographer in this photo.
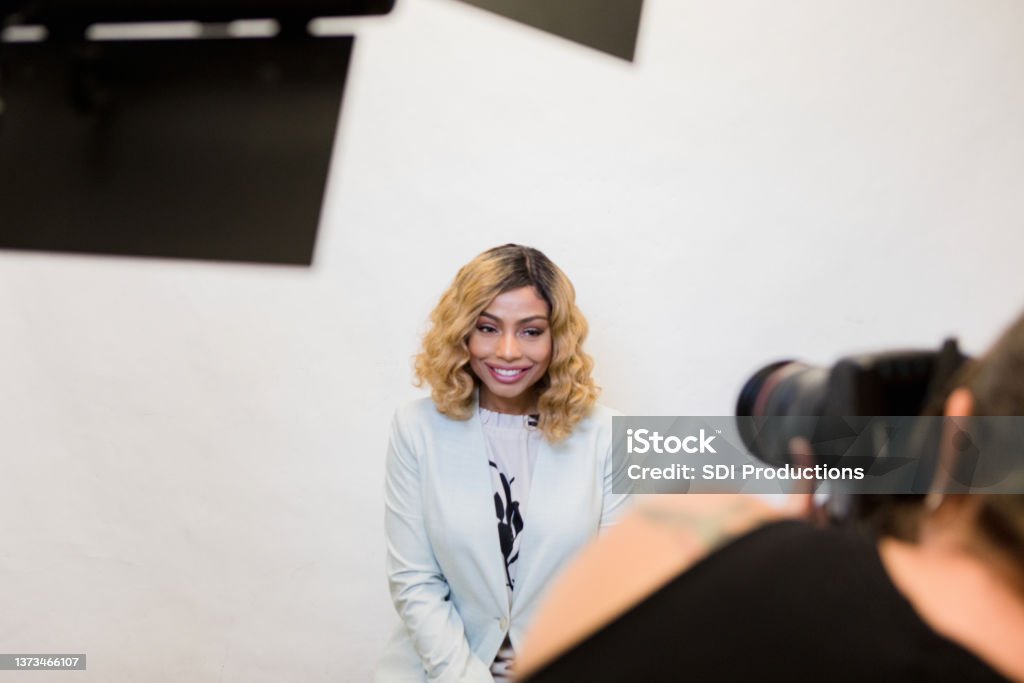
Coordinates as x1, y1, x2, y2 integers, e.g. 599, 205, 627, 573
517, 313, 1024, 682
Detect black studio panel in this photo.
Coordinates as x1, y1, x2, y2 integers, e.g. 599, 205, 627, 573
0, 37, 353, 265
452, 0, 643, 61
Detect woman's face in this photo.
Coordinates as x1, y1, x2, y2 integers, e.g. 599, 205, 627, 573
468, 286, 553, 414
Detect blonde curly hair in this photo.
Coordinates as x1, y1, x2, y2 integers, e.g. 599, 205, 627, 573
414, 244, 599, 442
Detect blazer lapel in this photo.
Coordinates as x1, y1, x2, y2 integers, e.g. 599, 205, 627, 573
436, 394, 511, 616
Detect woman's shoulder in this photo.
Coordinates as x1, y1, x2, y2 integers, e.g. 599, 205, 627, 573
565, 402, 620, 442
392, 396, 482, 437
393, 396, 438, 421
574, 402, 620, 427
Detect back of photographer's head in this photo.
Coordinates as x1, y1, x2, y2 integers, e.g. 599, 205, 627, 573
861, 312, 1024, 553
942, 311, 1024, 569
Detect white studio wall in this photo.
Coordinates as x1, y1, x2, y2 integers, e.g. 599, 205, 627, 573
2, 0, 1024, 680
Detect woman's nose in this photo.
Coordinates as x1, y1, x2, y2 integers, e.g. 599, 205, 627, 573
497, 333, 521, 360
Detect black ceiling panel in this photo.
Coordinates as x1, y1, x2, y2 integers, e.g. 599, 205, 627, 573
452, 0, 643, 61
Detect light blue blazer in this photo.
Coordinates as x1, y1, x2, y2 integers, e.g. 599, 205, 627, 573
375, 397, 628, 682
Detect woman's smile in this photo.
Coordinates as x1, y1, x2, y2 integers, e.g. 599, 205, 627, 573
485, 364, 534, 383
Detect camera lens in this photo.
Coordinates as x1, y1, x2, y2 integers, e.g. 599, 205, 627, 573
736, 361, 829, 466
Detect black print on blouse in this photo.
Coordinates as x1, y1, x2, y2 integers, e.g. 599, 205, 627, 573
490, 461, 524, 591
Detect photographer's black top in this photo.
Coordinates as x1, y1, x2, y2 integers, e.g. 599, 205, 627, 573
526, 520, 1009, 682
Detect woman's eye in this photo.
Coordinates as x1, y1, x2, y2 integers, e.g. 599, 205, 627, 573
522, 328, 546, 337
477, 324, 498, 334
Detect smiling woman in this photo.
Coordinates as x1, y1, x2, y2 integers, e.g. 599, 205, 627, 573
468, 286, 552, 415
412, 244, 598, 442
375, 244, 628, 682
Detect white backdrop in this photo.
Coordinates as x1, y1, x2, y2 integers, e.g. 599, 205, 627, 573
2, 0, 1023, 680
